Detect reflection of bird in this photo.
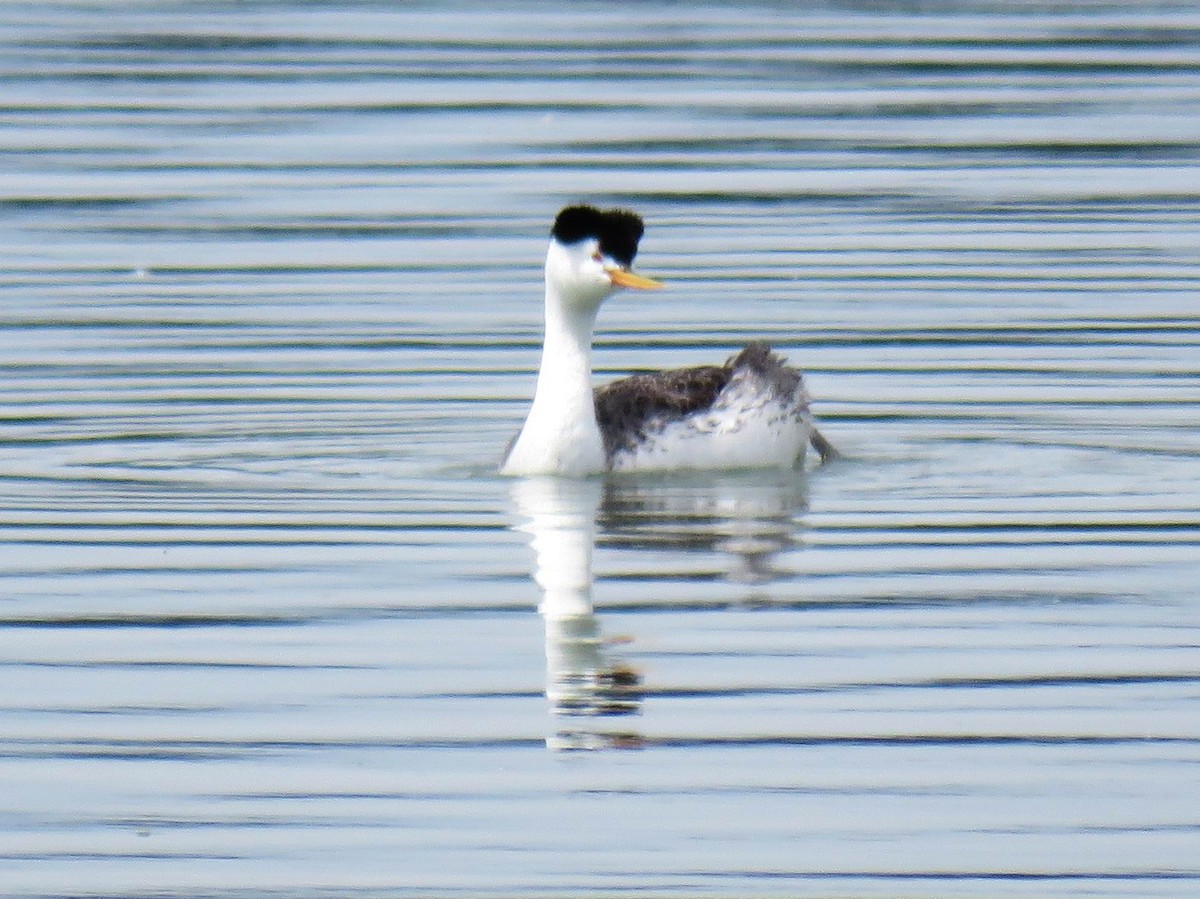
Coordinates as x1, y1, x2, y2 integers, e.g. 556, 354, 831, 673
510, 477, 645, 751
501, 205, 837, 476
599, 470, 809, 586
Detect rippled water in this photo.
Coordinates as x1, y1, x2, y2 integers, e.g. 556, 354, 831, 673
2, 2, 1199, 897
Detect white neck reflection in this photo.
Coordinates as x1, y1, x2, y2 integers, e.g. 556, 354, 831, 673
510, 477, 643, 751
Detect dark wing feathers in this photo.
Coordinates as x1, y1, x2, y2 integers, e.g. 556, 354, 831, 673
594, 341, 800, 460
594, 364, 727, 459
727, 340, 803, 399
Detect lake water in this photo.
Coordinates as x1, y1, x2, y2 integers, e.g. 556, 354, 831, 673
1, 2, 1199, 896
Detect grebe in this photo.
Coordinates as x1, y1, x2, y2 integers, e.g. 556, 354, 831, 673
501, 205, 835, 476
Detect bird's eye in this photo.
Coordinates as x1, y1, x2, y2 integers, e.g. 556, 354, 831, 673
591, 251, 603, 262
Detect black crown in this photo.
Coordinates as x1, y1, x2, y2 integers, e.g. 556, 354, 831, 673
551, 205, 645, 268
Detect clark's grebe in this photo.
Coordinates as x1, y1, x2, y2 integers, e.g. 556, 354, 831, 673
501, 205, 836, 476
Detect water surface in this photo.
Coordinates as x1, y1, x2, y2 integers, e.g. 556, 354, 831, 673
1, 2, 1199, 897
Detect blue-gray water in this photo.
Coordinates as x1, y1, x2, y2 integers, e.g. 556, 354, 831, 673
2, 2, 1199, 897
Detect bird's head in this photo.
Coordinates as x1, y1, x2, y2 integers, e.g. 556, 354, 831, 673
545, 205, 663, 310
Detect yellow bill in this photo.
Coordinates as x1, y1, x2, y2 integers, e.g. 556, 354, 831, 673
607, 268, 664, 290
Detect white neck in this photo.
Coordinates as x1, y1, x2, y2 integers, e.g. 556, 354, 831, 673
501, 281, 608, 476
534, 285, 597, 410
